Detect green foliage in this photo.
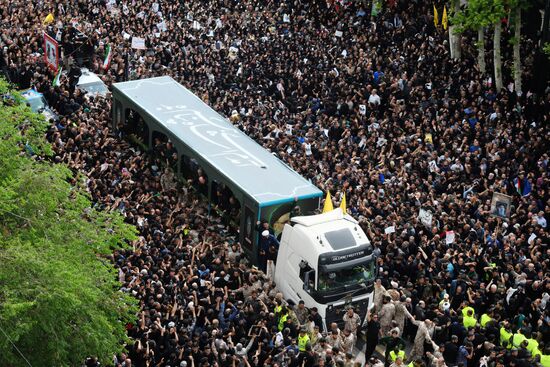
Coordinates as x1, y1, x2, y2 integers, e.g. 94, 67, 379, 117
544, 42, 550, 57
0, 78, 138, 366
451, 0, 507, 33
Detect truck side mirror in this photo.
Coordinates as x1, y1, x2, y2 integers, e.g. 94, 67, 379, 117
303, 271, 310, 292
302, 270, 314, 292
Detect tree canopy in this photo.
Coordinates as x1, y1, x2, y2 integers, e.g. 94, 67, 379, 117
452, 0, 506, 32
0, 78, 138, 366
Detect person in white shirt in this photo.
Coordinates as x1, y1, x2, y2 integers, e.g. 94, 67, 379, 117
535, 211, 547, 228
368, 89, 381, 106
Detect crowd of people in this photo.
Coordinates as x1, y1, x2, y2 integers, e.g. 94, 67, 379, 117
1, 0, 549, 366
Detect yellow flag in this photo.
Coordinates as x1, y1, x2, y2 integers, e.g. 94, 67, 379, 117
340, 192, 347, 215
433, 4, 439, 27
43, 13, 54, 25
442, 6, 448, 30
322, 191, 334, 213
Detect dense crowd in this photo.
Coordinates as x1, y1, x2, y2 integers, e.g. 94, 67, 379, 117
1, 0, 549, 366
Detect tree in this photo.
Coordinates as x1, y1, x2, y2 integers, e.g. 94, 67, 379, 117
493, 4, 504, 92
0, 78, 138, 366
452, 0, 490, 74
509, 0, 531, 94
453, 0, 507, 90
448, 0, 462, 60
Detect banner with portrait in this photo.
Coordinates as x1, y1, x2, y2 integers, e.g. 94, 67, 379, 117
43, 33, 59, 72
418, 207, 433, 228
490, 192, 512, 219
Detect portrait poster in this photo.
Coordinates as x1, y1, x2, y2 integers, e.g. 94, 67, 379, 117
43, 32, 59, 72
445, 230, 455, 244
418, 207, 433, 228
490, 192, 512, 219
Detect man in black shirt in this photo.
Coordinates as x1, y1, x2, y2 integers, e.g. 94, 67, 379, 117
309, 307, 324, 333
364, 310, 381, 360
443, 334, 459, 366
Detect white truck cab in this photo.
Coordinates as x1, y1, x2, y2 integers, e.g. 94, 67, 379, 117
274, 209, 376, 330
77, 68, 109, 98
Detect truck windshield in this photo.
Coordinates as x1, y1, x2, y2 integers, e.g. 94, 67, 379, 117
78, 82, 109, 96
317, 261, 375, 291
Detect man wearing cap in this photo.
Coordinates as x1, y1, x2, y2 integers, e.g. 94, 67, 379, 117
298, 326, 310, 352
380, 328, 406, 364
258, 229, 280, 272
277, 306, 289, 331
286, 299, 300, 326
389, 344, 406, 365
294, 300, 309, 326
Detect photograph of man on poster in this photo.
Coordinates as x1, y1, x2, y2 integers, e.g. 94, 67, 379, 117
43, 33, 59, 71
490, 192, 512, 219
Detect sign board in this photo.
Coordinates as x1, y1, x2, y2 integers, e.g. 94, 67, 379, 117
319, 245, 371, 265
384, 226, 395, 234
445, 230, 455, 244
131, 37, 146, 50
490, 192, 512, 219
43, 32, 59, 72
418, 208, 433, 228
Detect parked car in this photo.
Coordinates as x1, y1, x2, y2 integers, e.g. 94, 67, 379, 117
76, 68, 109, 97
20, 88, 59, 122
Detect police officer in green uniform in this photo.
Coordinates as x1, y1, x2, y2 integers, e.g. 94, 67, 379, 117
297, 326, 310, 352
480, 309, 494, 328
389, 344, 406, 364
523, 330, 541, 358
511, 328, 526, 349
407, 359, 424, 367
278, 306, 289, 332
499, 321, 513, 349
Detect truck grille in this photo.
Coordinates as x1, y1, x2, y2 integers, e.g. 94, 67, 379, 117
325, 297, 370, 330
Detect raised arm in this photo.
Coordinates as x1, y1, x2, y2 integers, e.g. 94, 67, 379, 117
404, 307, 420, 326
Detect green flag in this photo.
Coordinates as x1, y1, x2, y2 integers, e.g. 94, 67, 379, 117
371, 0, 382, 17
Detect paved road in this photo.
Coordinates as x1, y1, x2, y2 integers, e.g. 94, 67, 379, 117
353, 333, 414, 365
